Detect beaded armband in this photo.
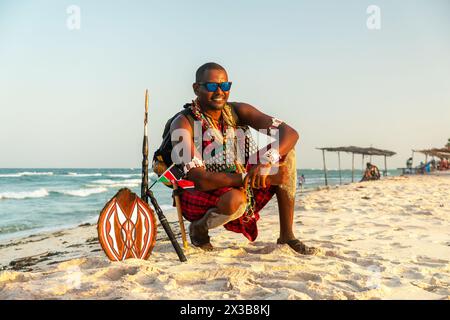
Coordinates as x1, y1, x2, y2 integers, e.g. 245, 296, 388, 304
268, 117, 283, 136
271, 117, 283, 127
261, 148, 281, 165
183, 156, 205, 175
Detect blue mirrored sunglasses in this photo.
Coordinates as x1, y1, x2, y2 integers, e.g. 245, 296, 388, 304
198, 81, 232, 92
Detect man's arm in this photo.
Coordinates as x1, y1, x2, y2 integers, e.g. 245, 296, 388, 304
170, 115, 243, 192
232, 102, 298, 189
232, 102, 299, 157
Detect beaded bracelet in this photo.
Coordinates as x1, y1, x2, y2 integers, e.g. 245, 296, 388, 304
183, 156, 205, 175
261, 148, 281, 165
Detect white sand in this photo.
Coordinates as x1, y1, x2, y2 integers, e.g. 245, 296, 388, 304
0, 174, 449, 300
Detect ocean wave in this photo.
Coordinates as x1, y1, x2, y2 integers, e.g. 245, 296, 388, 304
91, 179, 141, 188
158, 204, 176, 211
0, 171, 54, 178
303, 177, 350, 183
106, 174, 141, 178
0, 224, 34, 234
0, 188, 50, 200
67, 172, 102, 177
55, 187, 108, 197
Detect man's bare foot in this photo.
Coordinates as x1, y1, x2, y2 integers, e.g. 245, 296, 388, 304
189, 220, 214, 251
277, 238, 319, 255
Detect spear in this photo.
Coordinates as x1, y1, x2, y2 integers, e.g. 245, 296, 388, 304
147, 189, 187, 262
141, 89, 149, 203
141, 89, 187, 262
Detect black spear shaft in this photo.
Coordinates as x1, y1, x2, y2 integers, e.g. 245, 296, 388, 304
141, 89, 187, 262
141, 89, 149, 203
147, 189, 187, 262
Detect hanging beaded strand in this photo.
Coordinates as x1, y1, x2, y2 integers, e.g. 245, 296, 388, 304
189, 99, 255, 220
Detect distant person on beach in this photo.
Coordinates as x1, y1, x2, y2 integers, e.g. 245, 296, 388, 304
418, 161, 425, 174
439, 158, 449, 170
431, 159, 436, 171
163, 62, 317, 254
406, 157, 413, 169
405, 157, 413, 174
298, 174, 305, 190
360, 162, 381, 182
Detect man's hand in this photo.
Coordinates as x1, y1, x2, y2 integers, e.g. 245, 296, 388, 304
244, 163, 288, 189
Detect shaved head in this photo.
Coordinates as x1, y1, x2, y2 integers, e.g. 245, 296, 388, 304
195, 62, 227, 82
193, 63, 230, 110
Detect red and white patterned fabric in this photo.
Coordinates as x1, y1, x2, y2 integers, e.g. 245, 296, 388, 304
179, 185, 276, 241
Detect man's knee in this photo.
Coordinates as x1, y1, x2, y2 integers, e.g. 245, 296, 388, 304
217, 189, 246, 216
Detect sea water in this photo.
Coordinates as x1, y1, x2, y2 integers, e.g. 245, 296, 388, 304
0, 168, 400, 241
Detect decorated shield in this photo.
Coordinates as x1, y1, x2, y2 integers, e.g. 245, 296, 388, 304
97, 188, 157, 261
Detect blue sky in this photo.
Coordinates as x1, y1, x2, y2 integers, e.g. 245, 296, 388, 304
1, 0, 449, 169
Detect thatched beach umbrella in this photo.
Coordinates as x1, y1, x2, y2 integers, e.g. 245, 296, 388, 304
316, 146, 396, 186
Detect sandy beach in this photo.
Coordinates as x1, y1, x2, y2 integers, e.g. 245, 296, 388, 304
0, 173, 449, 300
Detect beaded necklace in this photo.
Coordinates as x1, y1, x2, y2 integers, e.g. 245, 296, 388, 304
190, 99, 240, 173
189, 99, 255, 220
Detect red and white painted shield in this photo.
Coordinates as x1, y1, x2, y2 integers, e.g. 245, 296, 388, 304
97, 188, 157, 261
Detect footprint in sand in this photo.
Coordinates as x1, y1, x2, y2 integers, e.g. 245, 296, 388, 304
244, 243, 278, 255
216, 248, 247, 258
390, 242, 412, 249
375, 235, 394, 241
318, 235, 335, 240
414, 255, 448, 266
313, 240, 345, 249
401, 268, 426, 280
416, 210, 433, 216
326, 251, 386, 269
100, 266, 140, 281
133, 272, 159, 286
57, 257, 111, 271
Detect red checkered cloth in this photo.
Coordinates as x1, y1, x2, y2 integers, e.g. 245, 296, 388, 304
179, 185, 276, 241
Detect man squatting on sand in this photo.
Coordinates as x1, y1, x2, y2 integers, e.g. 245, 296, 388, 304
169, 62, 317, 254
